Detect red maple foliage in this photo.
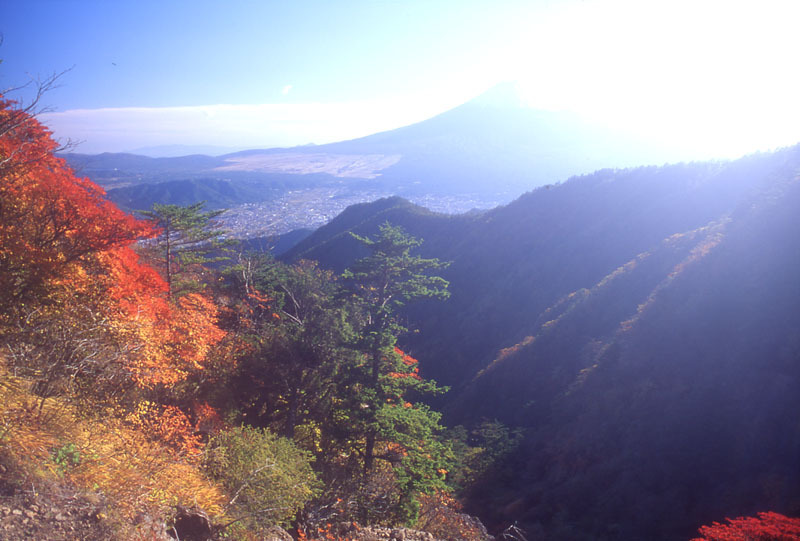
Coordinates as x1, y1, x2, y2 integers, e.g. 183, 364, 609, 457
0, 97, 153, 309
0, 96, 226, 391
0, 96, 231, 476
693, 511, 800, 541
100, 247, 226, 388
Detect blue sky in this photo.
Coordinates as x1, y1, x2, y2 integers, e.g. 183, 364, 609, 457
2, 0, 800, 156
3, 0, 520, 108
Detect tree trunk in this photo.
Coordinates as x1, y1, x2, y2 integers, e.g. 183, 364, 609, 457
165, 224, 172, 299
364, 431, 376, 474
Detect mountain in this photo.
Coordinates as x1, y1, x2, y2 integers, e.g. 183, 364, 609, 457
62, 152, 228, 189
281, 196, 467, 268
63, 83, 678, 216
104, 178, 281, 212
224, 82, 671, 197
282, 145, 800, 539
284, 151, 782, 389
452, 155, 800, 539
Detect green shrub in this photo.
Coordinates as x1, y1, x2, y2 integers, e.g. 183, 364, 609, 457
52, 442, 81, 473
204, 426, 320, 528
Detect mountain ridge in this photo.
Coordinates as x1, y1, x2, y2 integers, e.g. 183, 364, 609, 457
64, 83, 682, 200
286, 148, 787, 390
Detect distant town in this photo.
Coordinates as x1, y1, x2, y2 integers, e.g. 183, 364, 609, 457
220, 187, 501, 239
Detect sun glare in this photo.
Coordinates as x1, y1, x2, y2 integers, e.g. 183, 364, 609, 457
510, 0, 800, 158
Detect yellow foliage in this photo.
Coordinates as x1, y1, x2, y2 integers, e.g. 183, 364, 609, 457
0, 362, 228, 533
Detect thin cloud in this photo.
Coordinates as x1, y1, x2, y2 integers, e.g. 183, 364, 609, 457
38, 98, 451, 154
282, 85, 292, 96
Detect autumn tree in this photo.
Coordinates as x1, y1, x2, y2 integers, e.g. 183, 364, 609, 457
0, 96, 151, 318
0, 96, 161, 404
0, 93, 243, 534
139, 202, 230, 298
0, 96, 226, 428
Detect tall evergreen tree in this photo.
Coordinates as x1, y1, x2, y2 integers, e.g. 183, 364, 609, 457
139, 202, 230, 298
340, 222, 452, 523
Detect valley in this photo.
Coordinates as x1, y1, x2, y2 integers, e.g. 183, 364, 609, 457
280, 145, 800, 539
8, 78, 800, 541
220, 187, 497, 239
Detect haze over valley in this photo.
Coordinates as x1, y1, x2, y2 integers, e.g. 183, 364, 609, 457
65, 82, 707, 240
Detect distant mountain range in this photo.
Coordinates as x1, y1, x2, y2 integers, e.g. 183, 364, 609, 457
127, 144, 254, 158
281, 144, 800, 540
64, 83, 680, 219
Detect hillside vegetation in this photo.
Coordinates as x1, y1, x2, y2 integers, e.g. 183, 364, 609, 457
0, 97, 493, 540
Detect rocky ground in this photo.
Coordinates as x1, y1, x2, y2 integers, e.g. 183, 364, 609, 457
303, 521, 494, 541
0, 459, 489, 541
0, 466, 115, 540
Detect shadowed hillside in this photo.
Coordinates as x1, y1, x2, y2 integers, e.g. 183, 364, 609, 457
286, 149, 793, 389
284, 145, 800, 539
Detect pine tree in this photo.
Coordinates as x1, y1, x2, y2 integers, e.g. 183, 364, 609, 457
341, 222, 452, 523
139, 202, 230, 298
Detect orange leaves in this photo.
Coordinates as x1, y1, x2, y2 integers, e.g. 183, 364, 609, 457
101, 246, 169, 317
118, 292, 226, 388
395, 347, 419, 366
127, 401, 203, 458
126, 401, 224, 459
388, 347, 421, 380
91, 247, 226, 388
171, 293, 226, 368
193, 401, 226, 434
245, 287, 272, 309
386, 441, 409, 457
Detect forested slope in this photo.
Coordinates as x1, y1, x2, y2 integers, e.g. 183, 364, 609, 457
287, 145, 800, 539
455, 148, 800, 539
1, 96, 491, 540
286, 150, 792, 389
